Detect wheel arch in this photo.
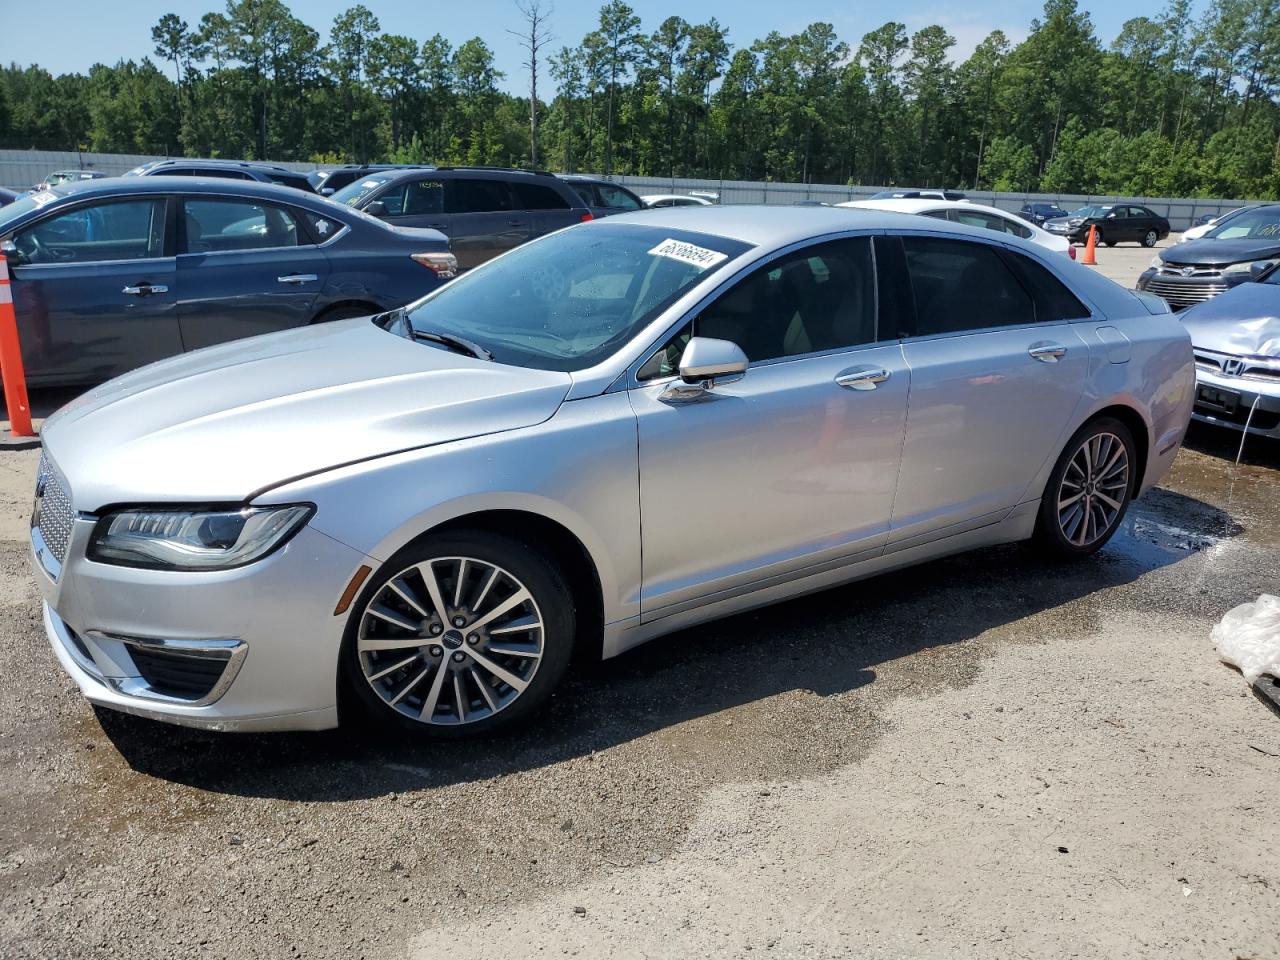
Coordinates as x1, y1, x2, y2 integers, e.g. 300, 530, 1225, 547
310, 298, 385, 324
388, 508, 607, 663
1086, 403, 1151, 489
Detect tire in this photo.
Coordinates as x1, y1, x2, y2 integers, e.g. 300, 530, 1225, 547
1033, 417, 1137, 558
1142, 230, 1158, 248
1090, 227, 1103, 247
341, 530, 576, 739
311, 302, 381, 325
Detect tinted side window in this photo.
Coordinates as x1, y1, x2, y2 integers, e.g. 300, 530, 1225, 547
568, 184, 596, 206
183, 199, 300, 253
598, 184, 641, 210
1000, 251, 1091, 321
404, 179, 444, 215
17, 200, 165, 264
447, 179, 515, 214
901, 236, 1034, 335
694, 237, 876, 363
512, 182, 570, 210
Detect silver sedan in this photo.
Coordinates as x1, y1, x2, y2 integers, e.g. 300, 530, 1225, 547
31, 207, 1195, 738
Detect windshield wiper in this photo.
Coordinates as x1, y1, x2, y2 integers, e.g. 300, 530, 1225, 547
409, 328, 493, 361
381, 307, 493, 361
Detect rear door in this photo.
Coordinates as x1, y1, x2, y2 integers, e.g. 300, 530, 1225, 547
175, 195, 332, 350
444, 177, 529, 270
881, 234, 1092, 545
510, 179, 581, 238
7, 196, 180, 383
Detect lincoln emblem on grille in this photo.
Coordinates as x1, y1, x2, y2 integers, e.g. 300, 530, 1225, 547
1222, 358, 1245, 376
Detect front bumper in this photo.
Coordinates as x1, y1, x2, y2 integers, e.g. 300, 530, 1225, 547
33, 518, 370, 732
1189, 365, 1280, 438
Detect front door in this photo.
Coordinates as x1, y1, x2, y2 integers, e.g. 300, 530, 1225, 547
176, 196, 331, 351
7, 197, 180, 383
631, 236, 910, 617
885, 234, 1092, 544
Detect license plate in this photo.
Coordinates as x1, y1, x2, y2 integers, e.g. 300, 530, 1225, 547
1197, 384, 1240, 413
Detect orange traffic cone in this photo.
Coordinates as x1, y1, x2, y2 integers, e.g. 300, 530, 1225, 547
0, 252, 34, 439
1081, 224, 1098, 266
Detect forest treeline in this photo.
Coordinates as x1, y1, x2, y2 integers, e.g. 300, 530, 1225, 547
2, 0, 1279, 198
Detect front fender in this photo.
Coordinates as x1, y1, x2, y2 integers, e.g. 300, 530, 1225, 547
260, 393, 642, 627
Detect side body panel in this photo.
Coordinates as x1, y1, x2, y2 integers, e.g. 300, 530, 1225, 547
263, 393, 644, 628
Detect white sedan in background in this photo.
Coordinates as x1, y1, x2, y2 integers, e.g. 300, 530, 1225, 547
641, 194, 714, 208
838, 198, 1074, 259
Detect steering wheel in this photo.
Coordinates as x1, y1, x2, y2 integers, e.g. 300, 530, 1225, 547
528, 264, 569, 303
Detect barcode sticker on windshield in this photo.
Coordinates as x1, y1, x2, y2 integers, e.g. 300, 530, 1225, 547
648, 238, 727, 270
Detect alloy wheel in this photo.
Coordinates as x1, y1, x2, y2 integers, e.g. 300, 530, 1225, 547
356, 556, 545, 725
1056, 432, 1130, 547
1143, 230, 1158, 247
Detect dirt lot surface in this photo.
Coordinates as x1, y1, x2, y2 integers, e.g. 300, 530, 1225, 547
2, 401, 1279, 959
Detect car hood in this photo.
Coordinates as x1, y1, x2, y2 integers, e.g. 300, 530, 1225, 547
1162, 237, 1280, 267
41, 319, 572, 510
1179, 282, 1280, 356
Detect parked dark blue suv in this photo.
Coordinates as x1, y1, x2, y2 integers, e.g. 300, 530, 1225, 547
0, 178, 455, 385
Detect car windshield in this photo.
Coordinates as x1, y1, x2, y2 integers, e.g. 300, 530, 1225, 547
401, 222, 752, 372
0, 191, 57, 232
1072, 205, 1110, 218
1206, 207, 1280, 241
332, 174, 397, 206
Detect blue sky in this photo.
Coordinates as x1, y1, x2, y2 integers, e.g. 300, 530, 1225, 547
1, 0, 1159, 94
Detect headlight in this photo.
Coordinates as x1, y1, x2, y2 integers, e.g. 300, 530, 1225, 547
1149, 255, 1163, 268
88, 505, 313, 570
1222, 258, 1277, 278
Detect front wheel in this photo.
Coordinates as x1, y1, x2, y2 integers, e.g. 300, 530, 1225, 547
342, 530, 577, 738
1033, 417, 1136, 558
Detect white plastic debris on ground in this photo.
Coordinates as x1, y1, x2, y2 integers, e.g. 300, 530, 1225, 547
1213, 594, 1280, 684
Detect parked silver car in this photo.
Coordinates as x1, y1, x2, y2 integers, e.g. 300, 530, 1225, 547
1180, 264, 1280, 438
31, 207, 1195, 737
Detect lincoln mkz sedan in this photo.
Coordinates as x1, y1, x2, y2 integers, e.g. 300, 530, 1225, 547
31, 207, 1195, 738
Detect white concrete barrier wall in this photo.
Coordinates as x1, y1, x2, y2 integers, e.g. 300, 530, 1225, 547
0, 149, 1259, 230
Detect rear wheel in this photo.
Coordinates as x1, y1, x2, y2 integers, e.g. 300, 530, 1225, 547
1142, 230, 1159, 247
342, 530, 576, 738
1034, 417, 1136, 558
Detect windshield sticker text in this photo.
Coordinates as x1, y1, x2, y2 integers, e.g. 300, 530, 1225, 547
648, 238, 728, 270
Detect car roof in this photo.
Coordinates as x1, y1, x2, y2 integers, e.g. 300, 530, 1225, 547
37, 176, 334, 205
602, 203, 1040, 247
146, 158, 297, 174
841, 198, 1029, 222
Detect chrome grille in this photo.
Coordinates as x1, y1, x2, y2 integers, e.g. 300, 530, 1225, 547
34, 453, 74, 563
1194, 349, 1280, 383
1142, 278, 1228, 308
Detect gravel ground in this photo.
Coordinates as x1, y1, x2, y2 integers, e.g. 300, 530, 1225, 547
1, 407, 1278, 959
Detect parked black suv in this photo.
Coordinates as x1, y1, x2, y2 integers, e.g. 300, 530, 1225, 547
331, 166, 593, 269
125, 159, 315, 193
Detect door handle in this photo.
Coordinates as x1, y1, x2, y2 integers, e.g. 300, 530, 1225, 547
835, 366, 891, 390
122, 284, 168, 296
1028, 342, 1068, 363
277, 274, 318, 285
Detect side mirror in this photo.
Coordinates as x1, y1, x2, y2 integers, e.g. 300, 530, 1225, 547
365, 200, 388, 217
661, 337, 749, 402
0, 238, 21, 265
1249, 261, 1272, 280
